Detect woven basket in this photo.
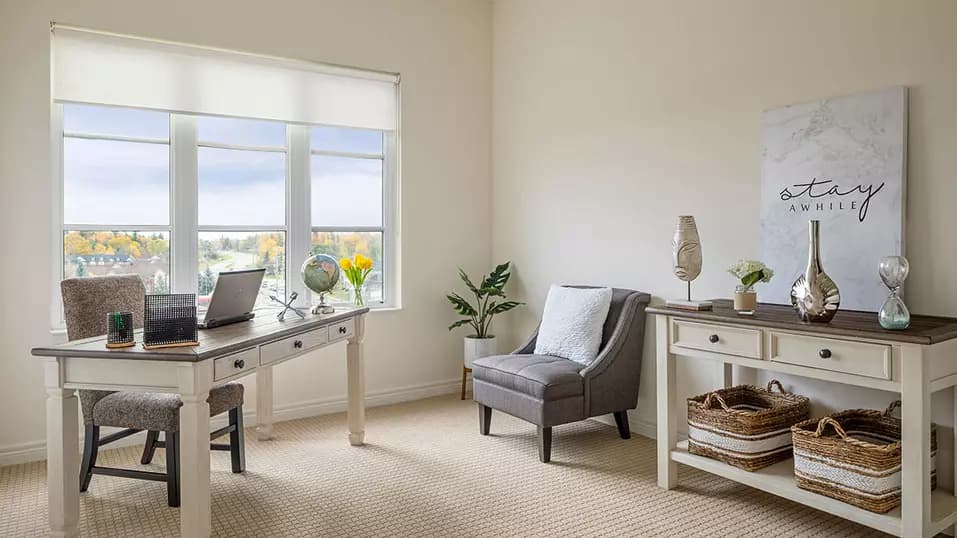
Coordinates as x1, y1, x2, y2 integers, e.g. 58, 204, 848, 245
791, 401, 938, 514
688, 380, 811, 471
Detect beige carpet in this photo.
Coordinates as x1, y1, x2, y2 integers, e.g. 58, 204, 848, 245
0, 395, 884, 537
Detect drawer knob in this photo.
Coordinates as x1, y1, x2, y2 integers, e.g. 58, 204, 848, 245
294, 340, 303, 349
234, 359, 245, 369
339, 326, 347, 334
819, 349, 832, 359
708, 334, 720, 344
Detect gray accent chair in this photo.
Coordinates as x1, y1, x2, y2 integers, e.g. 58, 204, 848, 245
472, 286, 651, 462
61, 275, 246, 507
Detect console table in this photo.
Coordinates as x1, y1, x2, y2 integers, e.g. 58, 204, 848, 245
32, 306, 369, 538
648, 300, 957, 537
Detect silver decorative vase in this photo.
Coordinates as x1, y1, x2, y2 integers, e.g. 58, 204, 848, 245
790, 220, 840, 322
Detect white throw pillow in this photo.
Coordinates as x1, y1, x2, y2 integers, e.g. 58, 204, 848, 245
534, 285, 613, 365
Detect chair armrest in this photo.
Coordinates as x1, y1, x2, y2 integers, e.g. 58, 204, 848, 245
511, 324, 540, 354
579, 293, 645, 379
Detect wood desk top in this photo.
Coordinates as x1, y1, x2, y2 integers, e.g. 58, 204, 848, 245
31, 307, 369, 362
646, 299, 957, 345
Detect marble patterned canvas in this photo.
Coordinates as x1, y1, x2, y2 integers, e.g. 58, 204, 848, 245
760, 87, 907, 312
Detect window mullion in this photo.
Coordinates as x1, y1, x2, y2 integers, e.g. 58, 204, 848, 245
383, 130, 398, 308
170, 114, 199, 294
287, 124, 312, 307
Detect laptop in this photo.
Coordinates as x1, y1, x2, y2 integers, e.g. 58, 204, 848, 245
198, 268, 266, 329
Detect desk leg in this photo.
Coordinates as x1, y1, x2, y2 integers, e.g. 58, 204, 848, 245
45, 359, 79, 538
256, 365, 274, 441
178, 363, 213, 538
347, 314, 366, 446
900, 344, 931, 537
656, 316, 677, 489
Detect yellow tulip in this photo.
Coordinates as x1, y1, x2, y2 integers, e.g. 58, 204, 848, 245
339, 257, 353, 270
359, 256, 373, 270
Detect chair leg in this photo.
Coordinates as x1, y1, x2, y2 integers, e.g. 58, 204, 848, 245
461, 366, 469, 400
229, 407, 246, 473
478, 404, 492, 435
613, 411, 631, 440
537, 426, 552, 463
140, 430, 160, 464
165, 432, 180, 507
79, 424, 99, 492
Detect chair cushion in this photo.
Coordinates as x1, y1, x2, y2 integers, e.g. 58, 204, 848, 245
92, 382, 244, 432
471, 354, 583, 401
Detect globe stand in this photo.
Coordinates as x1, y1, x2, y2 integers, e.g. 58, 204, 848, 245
313, 292, 335, 315
270, 291, 307, 321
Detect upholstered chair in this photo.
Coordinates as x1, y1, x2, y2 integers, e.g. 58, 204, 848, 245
471, 286, 651, 462
61, 275, 246, 507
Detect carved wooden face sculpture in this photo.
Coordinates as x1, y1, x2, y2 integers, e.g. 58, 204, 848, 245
672, 216, 702, 282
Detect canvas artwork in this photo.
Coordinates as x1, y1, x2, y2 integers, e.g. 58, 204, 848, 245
760, 86, 907, 312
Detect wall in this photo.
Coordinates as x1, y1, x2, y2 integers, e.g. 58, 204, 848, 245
0, 0, 492, 463
492, 0, 957, 480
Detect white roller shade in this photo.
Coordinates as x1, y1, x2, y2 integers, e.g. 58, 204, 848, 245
53, 26, 398, 131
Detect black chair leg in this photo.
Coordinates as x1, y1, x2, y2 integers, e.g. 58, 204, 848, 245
165, 432, 180, 507
140, 430, 160, 464
537, 426, 552, 463
613, 411, 631, 439
79, 424, 99, 492
229, 407, 246, 473
478, 404, 492, 435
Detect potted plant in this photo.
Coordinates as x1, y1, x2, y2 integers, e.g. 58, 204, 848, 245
447, 262, 523, 368
728, 260, 774, 315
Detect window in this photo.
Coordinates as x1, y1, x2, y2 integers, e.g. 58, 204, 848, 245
61, 104, 172, 293
310, 127, 388, 304
52, 27, 399, 327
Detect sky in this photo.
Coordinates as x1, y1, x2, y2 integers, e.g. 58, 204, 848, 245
63, 104, 383, 228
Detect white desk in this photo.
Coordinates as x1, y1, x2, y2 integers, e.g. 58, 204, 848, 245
648, 301, 957, 538
32, 307, 369, 538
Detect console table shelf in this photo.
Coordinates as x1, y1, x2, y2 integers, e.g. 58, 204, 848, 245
649, 300, 957, 538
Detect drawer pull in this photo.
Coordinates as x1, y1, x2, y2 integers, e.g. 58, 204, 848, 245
234, 359, 245, 369
708, 334, 720, 343
819, 349, 832, 359
294, 340, 303, 349
338, 326, 347, 334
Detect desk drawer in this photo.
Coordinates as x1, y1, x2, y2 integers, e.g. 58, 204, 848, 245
768, 332, 891, 380
329, 318, 355, 342
671, 320, 762, 359
260, 326, 329, 365
214, 347, 258, 381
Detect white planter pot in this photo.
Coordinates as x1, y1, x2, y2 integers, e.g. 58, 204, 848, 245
464, 336, 497, 369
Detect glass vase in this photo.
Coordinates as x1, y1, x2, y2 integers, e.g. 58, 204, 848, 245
878, 256, 910, 330
733, 285, 757, 315
351, 285, 366, 307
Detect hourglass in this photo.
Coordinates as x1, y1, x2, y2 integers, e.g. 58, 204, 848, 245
878, 256, 910, 330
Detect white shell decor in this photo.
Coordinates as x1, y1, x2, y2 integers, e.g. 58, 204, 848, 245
672, 216, 702, 282
791, 220, 841, 322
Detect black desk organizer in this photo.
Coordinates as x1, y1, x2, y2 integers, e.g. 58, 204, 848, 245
143, 294, 199, 350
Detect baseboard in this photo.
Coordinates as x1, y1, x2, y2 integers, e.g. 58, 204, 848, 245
0, 377, 463, 467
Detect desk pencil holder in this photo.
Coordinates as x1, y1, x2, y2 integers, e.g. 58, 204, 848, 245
143, 294, 199, 349
106, 311, 135, 349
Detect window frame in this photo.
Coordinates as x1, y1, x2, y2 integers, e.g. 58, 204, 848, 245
51, 105, 399, 330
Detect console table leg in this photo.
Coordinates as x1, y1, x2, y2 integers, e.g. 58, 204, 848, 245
900, 344, 931, 537
178, 363, 213, 538
256, 365, 274, 441
717, 362, 733, 388
45, 359, 80, 538
347, 314, 366, 446
656, 315, 677, 489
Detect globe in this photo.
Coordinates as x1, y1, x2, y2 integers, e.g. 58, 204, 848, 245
301, 253, 341, 298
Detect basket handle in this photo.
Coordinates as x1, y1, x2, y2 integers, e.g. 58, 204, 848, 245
703, 392, 732, 411
813, 417, 848, 439
884, 400, 902, 417
766, 379, 787, 394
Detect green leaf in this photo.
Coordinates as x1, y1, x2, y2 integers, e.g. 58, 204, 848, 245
448, 319, 473, 331
458, 268, 482, 297
487, 301, 522, 315
446, 293, 478, 316
480, 261, 511, 291
741, 270, 762, 289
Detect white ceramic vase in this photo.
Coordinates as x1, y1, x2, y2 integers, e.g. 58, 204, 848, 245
464, 335, 497, 369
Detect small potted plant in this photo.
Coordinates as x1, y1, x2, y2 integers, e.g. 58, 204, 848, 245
447, 262, 523, 368
728, 260, 774, 315
340, 253, 374, 306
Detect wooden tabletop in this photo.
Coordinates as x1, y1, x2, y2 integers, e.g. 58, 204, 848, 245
31, 307, 369, 362
646, 300, 957, 345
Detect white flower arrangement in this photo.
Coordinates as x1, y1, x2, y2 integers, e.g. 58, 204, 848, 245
728, 260, 774, 291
